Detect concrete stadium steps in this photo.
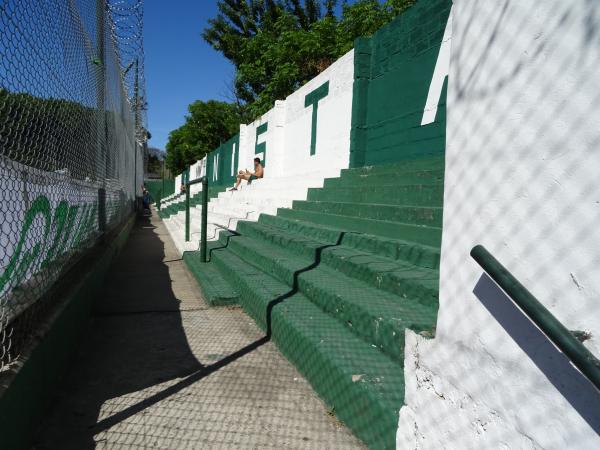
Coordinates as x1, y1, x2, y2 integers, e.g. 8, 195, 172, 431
161, 170, 344, 253
276, 208, 442, 247
158, 186, 228, 220
177, 156, 445, 449
307, 184, 443, 206
216, 232, 437, 363
235, 220, 439, 304
291, 200, 443, 227
339, 155, 445, 176
323, 168, 444, 188
168, 211, 240, 243
185, 247, 404, 450
257, 214, 441, 270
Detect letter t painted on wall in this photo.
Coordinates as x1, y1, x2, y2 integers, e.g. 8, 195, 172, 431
304, 81, 329, 155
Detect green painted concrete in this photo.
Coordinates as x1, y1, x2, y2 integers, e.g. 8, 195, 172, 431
207, 133, 240, 187
158, 186, 227, 220
304, 81, 329, 155
184, 250, 239, 306
0, 215, 135, 450
208, 247, 404, 449
255, 122, 268, 166
145, 179, 175, 204
349, 0, 452, 167
182, 154, 444, 449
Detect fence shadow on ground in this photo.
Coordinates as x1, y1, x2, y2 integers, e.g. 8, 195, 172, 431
32, 216, 347, 449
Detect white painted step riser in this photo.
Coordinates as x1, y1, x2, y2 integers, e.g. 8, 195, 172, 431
214, 196, 300, 207
172, 214, 243, 234
162, 168, 344, 256
237, 177, 329, 189
209, 209, 263, 222
209, 206, 276, 219
190, 209, 251, 223
217, 188, 308, 200
208, 201, 284, 214
167, 219, 230, 244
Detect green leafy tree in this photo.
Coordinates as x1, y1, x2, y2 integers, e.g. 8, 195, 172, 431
165, 100, 242, 174
203, 0, 415, 118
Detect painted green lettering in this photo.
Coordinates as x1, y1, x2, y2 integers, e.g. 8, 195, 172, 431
0, 195, 52, 292
304, 81, 329, 155
41, 201, 70, 268
255, 122, 268, 166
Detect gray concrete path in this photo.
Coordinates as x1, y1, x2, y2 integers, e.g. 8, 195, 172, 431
33, 210, 364, 449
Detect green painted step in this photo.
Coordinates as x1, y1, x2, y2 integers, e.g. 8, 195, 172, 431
159, 186, 228, 219
275, 208, 442, 247
307, 184, 443, 206
184, 248, 239, 305
208, 247, 404, 450
291, 200, 443, 227
220, 232, 436, 363
340, 155, 445, 177
257, 213, 440, 269
324, 168, 444, 188
179, 155, 445, 448
235, 220, 439, 303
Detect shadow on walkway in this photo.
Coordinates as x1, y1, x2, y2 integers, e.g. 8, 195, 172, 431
33, 213, 204, 449
33, 211, 363, 449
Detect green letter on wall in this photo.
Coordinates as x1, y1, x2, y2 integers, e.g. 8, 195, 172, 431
304, 81, 329, 156
255, 122, 268, 166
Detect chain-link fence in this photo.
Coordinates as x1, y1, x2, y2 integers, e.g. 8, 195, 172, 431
0, 0, 146, 371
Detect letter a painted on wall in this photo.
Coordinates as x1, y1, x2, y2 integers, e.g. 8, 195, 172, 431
255, 122, 268, 166
304, 81, 329, 155
421, 6, 453, 126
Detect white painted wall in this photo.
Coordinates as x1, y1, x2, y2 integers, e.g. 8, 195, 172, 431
282, 49, 354, 176
178, 48, 354, 183
397, 1, 600, 448
0, 156, 107, 323
237, 106, 282, 176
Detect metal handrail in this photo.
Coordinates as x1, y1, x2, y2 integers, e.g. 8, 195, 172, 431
471, 244, 600, 390
185, 176, 208, 262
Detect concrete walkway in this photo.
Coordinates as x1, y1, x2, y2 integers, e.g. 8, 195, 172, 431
33, 210, 363, 449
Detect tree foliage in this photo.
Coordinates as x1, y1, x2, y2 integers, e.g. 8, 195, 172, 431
165, 100, 242, 173
203, 0, 415, 117
166, 0, 416, 175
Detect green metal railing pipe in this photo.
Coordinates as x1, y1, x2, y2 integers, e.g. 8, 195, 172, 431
185, 176, 209, 262
471, 244, 600, 391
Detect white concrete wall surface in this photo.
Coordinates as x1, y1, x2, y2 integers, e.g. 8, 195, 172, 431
164, 47, 355, 253
397, 1, 600, 448
162, 167, 341, 255
282, 49, 354, 176
177, 49, 354, 183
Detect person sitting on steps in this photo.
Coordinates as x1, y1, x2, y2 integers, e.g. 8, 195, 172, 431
230, 157, 263, 191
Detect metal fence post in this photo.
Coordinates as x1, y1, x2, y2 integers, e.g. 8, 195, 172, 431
201, 177, 208, 262
98, 187, 106, 237
185, 184, 190, 242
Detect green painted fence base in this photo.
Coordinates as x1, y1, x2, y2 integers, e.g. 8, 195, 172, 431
181, 155, 444, 449
0, 216, 135, 450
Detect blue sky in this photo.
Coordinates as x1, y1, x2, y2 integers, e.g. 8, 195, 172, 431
144, 1, 234, 151
144, 1, 353, 152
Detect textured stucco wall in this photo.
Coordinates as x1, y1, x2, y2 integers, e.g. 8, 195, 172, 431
397, 1, 600, 448
180, 47, 355, 183
282, 49, 354, 176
